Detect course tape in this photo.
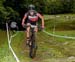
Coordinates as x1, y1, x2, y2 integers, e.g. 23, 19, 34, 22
6, 23, 20, 62
43, 30, 75, 39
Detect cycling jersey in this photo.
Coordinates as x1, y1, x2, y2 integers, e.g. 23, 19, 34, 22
24, 11, 40, 25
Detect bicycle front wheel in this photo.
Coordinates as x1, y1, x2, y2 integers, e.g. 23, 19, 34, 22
29, 40, 37, 58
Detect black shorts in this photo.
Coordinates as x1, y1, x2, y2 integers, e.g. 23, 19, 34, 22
27, 20, 37, 25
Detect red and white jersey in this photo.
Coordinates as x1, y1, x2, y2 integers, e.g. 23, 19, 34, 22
28, 15, 38, 22
24, 12, 42, 22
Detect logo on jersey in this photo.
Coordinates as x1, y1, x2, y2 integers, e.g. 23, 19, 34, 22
28, 16, 38, 22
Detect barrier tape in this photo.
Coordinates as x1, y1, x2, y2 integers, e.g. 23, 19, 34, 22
43, 30, 75, 39
6, 23, 20, 62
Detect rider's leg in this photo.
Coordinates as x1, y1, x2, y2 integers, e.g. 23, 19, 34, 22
29, 26, 38, 46
34, 26, 38, 41
26, 23, 30, 44
34, 26, 38, 32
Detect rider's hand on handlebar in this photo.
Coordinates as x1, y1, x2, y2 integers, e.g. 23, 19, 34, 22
41, 25, 45, 31
41, 25, 44, 29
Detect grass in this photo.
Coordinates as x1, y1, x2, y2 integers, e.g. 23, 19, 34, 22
0, 30, 16, 62
0, 31, 75, 62
45, 30, 75, 37
1, 31, 74, 62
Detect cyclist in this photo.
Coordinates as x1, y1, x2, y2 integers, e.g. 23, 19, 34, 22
22, 4, 44, 45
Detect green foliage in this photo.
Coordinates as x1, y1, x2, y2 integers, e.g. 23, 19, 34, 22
0, 0, 20, 22
71, 0, 75, 13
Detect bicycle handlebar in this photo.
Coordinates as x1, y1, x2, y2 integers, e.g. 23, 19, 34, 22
23, 24, 44, 31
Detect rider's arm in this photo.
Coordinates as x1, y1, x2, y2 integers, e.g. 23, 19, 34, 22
37, 13, 44, 28
22, 13, 27, 26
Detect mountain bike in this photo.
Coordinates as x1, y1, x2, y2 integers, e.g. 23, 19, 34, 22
29, 26, 37, 58
24, 24, 43, 58
24, 25, 38, 58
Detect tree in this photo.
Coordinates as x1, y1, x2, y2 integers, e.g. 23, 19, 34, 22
71, 0, 75, 13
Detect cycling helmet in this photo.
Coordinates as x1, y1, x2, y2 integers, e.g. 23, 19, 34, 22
28, 4, 35, 10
